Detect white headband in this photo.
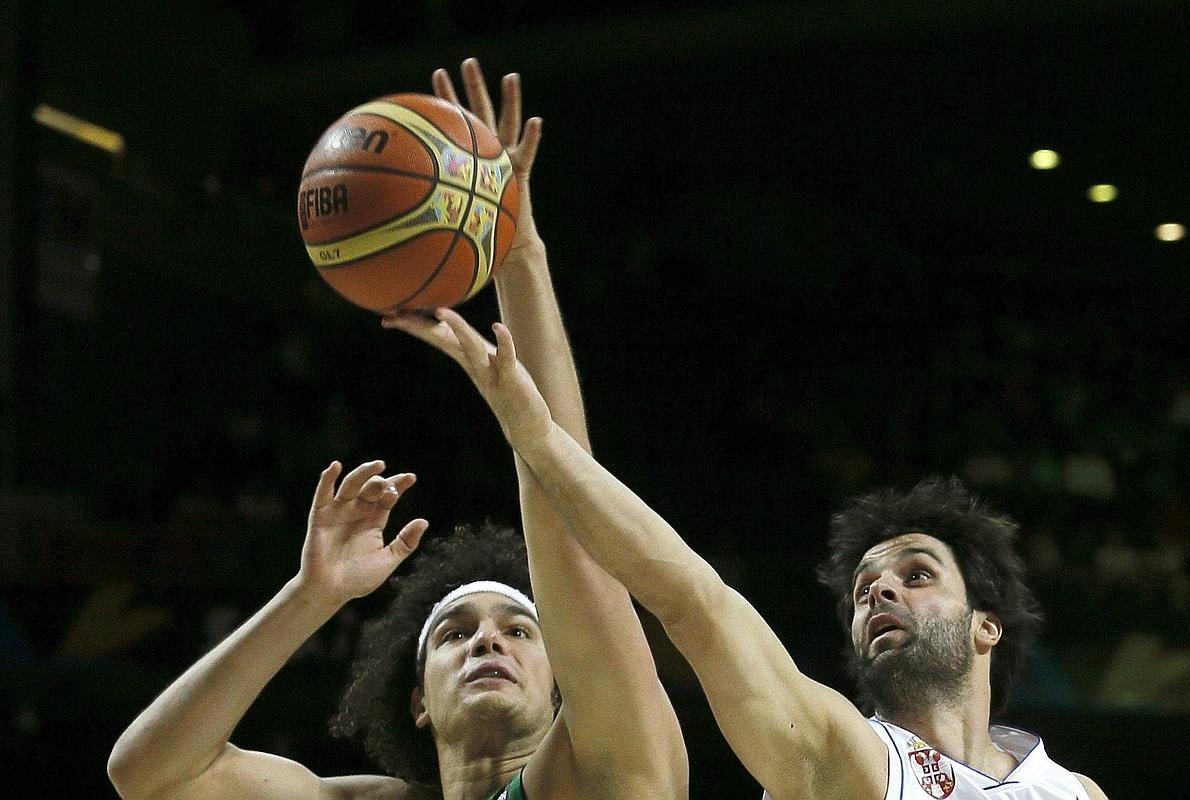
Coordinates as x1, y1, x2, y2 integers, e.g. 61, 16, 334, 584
415, 580, 538, 664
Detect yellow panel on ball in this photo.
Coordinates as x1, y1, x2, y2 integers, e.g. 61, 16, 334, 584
297, 93, 519, 314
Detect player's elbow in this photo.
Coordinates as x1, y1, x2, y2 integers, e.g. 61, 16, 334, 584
106, 736, 167, 800
106, 743, 141, 800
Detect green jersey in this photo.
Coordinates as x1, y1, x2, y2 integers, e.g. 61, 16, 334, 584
483, 771, 526, 800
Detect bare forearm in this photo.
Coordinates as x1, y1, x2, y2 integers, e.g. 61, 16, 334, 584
494, 240, 591, 451
517, 423, 720, 628
497, 243, 649, 688
108, 577, 340, 799
496, 236, 683, 781
513, 425, 888, 798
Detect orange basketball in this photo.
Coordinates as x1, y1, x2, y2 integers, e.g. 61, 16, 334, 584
297, 93, 519, 314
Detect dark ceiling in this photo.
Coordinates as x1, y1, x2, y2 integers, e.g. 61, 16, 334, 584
21, 0, 1190, 303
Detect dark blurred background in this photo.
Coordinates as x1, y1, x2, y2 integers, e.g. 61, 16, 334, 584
2, 1, 1188, 797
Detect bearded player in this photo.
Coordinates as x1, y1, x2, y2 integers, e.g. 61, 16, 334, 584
393, 304, 1112, 800
107, 60, 687, 800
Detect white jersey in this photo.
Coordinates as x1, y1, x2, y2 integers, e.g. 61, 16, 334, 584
761, 718, 1089, 800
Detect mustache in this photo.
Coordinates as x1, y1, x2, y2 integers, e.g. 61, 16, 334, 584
870, 601, 909, 620
857, 605, 915, 651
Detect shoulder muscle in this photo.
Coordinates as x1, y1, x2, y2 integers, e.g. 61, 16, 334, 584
1074, 772, 1110, 800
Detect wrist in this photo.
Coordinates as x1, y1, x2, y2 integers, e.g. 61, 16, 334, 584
510, 418, 559, 468
286, 572, 348, 622
499, 235, 547, 272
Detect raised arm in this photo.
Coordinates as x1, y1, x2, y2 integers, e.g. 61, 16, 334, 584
409, 312, 890, 800
386, 60, 686, 797
107, 462, 429, 800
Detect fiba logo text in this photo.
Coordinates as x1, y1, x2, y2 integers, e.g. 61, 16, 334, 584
299, 184, 348, 230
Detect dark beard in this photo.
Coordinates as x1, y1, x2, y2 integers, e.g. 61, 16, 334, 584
851, 609, 974, 719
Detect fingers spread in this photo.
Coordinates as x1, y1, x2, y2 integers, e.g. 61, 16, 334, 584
336, 460, 385, 500
461, 57, 497, 130
432, 68, 460, 105
498, 73, 522, 147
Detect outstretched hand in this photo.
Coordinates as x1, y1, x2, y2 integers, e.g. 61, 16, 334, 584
431, 57, 543, 248
299, 460, 428, 605
383, 308, 553, 451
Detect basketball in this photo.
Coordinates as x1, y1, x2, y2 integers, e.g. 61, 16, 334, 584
297, 93, 519, 313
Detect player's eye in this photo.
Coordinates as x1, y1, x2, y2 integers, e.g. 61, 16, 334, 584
440, 628, 465, 643
508, 626, 528, 638
855, 583, 871, 601
907, 569, 930, 583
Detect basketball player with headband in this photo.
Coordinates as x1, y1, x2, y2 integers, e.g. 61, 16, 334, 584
107, 59, 687, 800
394, 314, 1115, 798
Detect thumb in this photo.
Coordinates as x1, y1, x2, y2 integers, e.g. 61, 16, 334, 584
387, 519, 429, 567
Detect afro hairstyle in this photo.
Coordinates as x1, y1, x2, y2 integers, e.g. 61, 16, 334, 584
329, 522, 533, 786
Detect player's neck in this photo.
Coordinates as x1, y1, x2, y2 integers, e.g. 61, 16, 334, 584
435, 733, 534, 800
884, 694, 1016, 780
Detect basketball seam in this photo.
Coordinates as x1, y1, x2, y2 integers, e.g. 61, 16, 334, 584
387, 235, 464, 313
498, 197, 518, 221
302, 178, 439, 248
312, 228, 445, 271
386, 104, 480, 310
365, 102, 465, 161
300, 164, 437, 182
311, 100, 515, 239
353, 109, 441, 182
498, 203, 518, 230
301, 105, 442, 251
457, 111, 482, 301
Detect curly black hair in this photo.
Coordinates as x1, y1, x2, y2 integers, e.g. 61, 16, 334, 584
330, 522, 533, 787
817, 476, 1042, 716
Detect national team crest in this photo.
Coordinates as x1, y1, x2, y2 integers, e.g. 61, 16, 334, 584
908, 740, 956, 799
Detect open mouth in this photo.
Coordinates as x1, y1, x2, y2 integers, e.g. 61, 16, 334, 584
464, 662, 516, 684
867, 613, 904, 646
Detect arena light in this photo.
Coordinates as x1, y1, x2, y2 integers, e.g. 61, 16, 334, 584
1155, 223, 1185, 242
1087, 184, 1118, 203
1029, 149, 1060, 170
32, 104, 125, 156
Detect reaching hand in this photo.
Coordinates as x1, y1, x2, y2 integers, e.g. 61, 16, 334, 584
383, 308, 553, 451
299, 460, 428, 605
432, 57, 543, 250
